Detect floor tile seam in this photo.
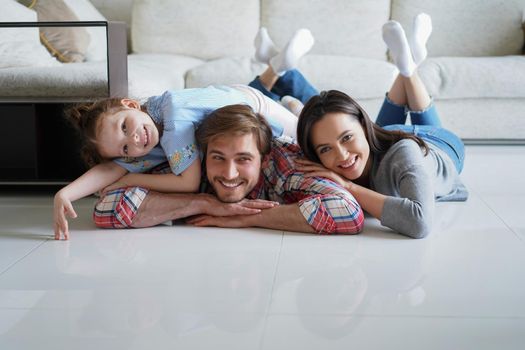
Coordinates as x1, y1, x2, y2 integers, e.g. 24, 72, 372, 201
475, 194, 525, 245
0, 240, 48, 277
265, 312, 525, 320
0, 308, 273, 318
259, 231, 285, 350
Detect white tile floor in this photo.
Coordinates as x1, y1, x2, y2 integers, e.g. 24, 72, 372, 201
1, 145, 524, 349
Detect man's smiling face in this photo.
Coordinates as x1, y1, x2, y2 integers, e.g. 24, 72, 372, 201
205, 132, 263, 203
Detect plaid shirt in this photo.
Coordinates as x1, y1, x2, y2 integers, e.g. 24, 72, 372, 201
95, 136, 364, 234
245, 136, 363, 234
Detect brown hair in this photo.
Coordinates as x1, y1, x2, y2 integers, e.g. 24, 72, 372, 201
64, 98, 127, 167
195, 104, 273, 157
297, 90, 429, 164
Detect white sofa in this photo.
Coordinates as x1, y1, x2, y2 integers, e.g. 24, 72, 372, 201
4, 0, 525, 141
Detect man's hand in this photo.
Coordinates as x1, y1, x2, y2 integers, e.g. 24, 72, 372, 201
199, 194, 279, 216
53, 192, 78, 240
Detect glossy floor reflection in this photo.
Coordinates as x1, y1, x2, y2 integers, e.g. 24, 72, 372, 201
1, 145, 524, 349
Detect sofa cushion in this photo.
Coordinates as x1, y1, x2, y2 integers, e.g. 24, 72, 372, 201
262, 0, 390, 60
391, 0, 525, 57
127, 54, 204, 99
435, 98, 525, 140
0, 62, 107, 100
418, 56, 525, 99
131, 0, 259, 59
185, 55, 397, 100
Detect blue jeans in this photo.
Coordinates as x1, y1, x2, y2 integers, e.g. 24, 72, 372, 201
248, 69, 319, 104
377, 96, 465, 173
248, 69, 465, 173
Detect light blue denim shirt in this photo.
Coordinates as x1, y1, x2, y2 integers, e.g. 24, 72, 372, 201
114, 86, 284, 174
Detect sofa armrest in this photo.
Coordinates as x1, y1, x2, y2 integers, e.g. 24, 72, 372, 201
106, 21, 128, 97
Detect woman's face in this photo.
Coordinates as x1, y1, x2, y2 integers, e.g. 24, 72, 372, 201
310, 112, 371, 181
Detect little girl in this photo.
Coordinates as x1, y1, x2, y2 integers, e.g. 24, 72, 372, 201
53, 29, 316, 240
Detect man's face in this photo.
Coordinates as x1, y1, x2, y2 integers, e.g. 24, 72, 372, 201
205, 132, 263, 203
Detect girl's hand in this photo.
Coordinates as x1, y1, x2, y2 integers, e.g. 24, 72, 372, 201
53, 193, 78, 240
295, 158, 352, 190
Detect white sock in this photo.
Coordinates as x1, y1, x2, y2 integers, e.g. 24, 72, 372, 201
269, 28, 314, 76
281, 95, 304, 117
254, 27, 278, 64
410, 13, 432, 65
382, 20, 416, 77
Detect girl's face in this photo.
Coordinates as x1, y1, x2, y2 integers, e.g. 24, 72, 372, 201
310, 112, 371, 181
97, 99, 160, 159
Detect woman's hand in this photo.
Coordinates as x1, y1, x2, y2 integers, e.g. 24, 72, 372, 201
295, 158, 353, 191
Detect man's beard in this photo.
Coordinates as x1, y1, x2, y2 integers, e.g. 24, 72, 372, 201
211, 177, 250, 203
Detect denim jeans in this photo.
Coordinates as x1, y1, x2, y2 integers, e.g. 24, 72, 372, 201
377, 96, 465, 173
248, 69, 319, 104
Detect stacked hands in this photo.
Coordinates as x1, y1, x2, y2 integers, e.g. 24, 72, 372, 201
54, 192, 281, 240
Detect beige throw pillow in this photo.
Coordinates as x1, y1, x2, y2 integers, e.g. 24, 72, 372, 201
21, 0, 90, 62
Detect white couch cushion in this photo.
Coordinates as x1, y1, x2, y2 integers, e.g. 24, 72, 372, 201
392, 0, 525, 57
419, 56, 525, 99
185, 55, 396, 100
262, 0, 390, 60
127, 53, 203, 99
435, 99, 525, 139
131, 0, 259, 59
0, 62, 107, 99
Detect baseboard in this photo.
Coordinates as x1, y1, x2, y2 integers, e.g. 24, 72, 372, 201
463, 138, 525, 145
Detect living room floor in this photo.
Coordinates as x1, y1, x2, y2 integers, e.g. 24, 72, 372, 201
1, 145, 524, 349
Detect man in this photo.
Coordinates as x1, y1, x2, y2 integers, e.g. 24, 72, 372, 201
94, 104, 364, 234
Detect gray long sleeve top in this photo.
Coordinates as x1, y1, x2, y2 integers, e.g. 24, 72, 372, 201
369, 139, 468, 239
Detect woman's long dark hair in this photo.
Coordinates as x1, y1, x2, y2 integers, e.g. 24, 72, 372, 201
297, 90, 429, 164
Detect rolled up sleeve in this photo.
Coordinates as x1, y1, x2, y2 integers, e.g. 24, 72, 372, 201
286, 173, 364, 234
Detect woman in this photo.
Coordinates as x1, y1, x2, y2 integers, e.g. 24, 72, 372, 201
252, 14, 468, 238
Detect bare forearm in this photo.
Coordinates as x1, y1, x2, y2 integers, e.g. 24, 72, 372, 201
125, 173, 199, 193
243, 204, 315, 233
346, 183, 386, 219
130, 191, 207, 227
123, 160, 201, 193
60, 163, 127, 201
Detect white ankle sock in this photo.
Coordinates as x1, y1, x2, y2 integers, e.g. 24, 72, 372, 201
254, 27, 278, 64
382, 20, 416, 77
281, 95, 304, 116
410, 13, 432, 65
269, 28, 314, 75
